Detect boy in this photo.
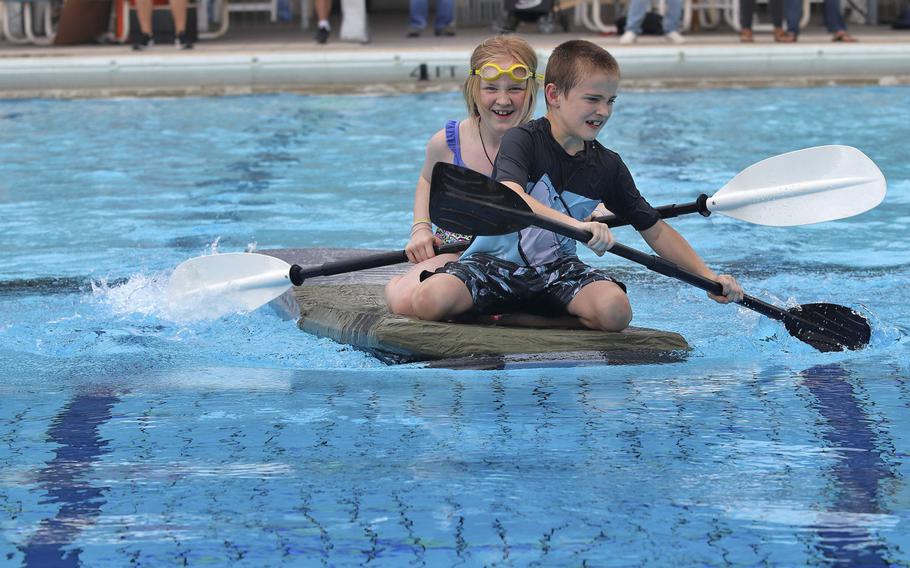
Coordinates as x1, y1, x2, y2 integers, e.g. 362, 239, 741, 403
412, 40, 743, 331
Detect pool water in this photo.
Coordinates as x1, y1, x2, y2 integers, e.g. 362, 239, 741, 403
0, 87, 908, 566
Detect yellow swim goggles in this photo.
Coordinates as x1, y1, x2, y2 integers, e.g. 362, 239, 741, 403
469, 63, 544, 82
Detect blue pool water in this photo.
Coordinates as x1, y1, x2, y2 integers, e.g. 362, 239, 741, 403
1, 86, 908, 566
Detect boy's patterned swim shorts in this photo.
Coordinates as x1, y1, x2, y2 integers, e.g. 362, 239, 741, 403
422, 252, 626, 315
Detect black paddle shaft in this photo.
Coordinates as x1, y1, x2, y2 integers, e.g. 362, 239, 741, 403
288, 242, 468, 285
478, 200, 865, 348
495, 202, 744, 297
594, 194, 711, 228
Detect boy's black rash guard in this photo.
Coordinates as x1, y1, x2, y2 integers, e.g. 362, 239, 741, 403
460, 117, 662, 267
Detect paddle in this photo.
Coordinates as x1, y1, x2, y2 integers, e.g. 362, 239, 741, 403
429, 162, 873, 353
165, 243, 467, 318
167, 145, 883, 322
594, 145, 886, 228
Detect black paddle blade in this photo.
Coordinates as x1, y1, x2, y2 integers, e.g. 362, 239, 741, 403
783, 303, 872, 352
430, 163, 531, 236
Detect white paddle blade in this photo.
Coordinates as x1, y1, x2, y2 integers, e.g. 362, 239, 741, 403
166, 253, 292, 320
709, 145, 886, 226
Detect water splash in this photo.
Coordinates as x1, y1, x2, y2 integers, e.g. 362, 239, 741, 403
91, 272, 170, 319
91, 262, 270, 324
86, 267, 383, 370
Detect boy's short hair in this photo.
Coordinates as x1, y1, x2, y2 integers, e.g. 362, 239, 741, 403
545, 40, 620, 102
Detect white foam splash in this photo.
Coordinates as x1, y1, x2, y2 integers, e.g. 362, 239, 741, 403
91, 267, 256, 324
91, 272, 171, 319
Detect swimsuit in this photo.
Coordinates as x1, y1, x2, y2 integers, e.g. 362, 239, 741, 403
434, 120, 472, 245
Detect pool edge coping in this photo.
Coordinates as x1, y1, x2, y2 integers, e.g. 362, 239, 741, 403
1, 43, 909, 97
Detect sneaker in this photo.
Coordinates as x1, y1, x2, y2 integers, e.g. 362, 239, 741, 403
619, 30, 637, 44
175, 31, 193, 50
406, 26, 421, 37
315, 26, 330, 44
665, 31, 685, 44
132, 32, 153, 51
434, 25, 455, 37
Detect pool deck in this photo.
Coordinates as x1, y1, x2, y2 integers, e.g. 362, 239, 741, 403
2, 14, 909, 96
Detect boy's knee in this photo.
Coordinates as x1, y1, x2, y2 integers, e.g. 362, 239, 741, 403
574, 286, 633, 331
586, 301, 631, 332
598, 300, 632, 332
569, 282, 632, 331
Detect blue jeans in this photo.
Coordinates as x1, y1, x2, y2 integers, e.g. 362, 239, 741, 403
626, 0, 682, 34
277, 0, 292, 21
409, 0, 454, 31
823, 0, 847, 32
784, 0, 802, 32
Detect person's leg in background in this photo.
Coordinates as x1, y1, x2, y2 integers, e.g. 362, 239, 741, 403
739, 0, 755, 41
742, 0, 790, 42
315, 0, 332, 43
781, 0, 801, 41
170, 0, 192, 48
133, 0, 154, 49
277, 0, 292, 20
824, 0, 857, 40
434, 0, 455, 35
662, 0, 685, 43
619, 0, 648, 43
408, 0, 428, 36
133, 0, 192, 49
768, 0, 788, 39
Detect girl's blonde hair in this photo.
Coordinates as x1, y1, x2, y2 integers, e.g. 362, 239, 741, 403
462, 35, 540, 124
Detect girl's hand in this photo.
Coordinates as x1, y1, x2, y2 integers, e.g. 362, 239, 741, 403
406, 224, 438, 263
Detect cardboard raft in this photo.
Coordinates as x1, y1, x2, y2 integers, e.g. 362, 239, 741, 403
264, 249, 689, 364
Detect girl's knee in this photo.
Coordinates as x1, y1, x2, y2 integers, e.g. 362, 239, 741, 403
412, 276, 470, 321
384, 277, 400, 304
411, 284, 443, 321
384, 277, 410, 315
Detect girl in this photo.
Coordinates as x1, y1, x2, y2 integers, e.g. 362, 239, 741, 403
384, 35, 541, 316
